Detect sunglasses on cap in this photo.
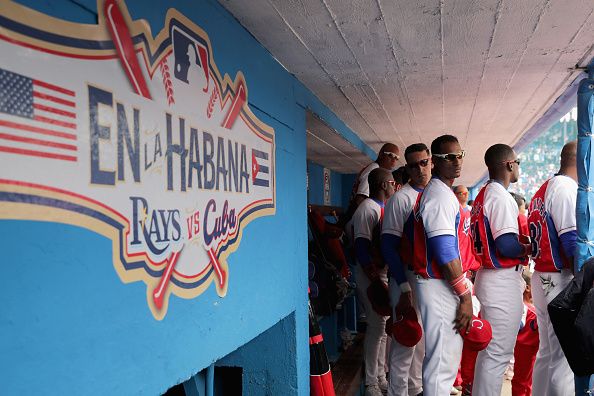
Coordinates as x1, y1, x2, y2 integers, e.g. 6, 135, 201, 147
406, 158, 430, 169
433, 150, 466, 161
383, 151, 400, 161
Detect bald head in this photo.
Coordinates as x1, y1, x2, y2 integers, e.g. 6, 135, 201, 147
376, 143, 400, 170
380, 143, 398, 154
369, 167, 393, 189
484, 143, 520, 185
453, 185, 468, 194
368, 167, 396, 200
560, 140, 577, 169
453, 185, 469, 206
392, 166, 409, 186
484, 144, 515, 169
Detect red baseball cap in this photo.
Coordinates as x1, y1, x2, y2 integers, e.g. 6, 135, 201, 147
461, 315, 492, 351
390, 308, 422, 347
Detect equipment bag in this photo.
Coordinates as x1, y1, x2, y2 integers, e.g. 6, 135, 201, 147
548, 259, 594, 376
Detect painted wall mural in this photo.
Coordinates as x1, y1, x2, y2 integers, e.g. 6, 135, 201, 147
0, 0, 276, 319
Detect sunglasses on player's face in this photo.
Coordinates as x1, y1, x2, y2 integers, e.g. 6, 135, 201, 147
383, 151, 400, 161
406, 158, 430, 170
433, 150, 466, 162
502, 158, 521, 166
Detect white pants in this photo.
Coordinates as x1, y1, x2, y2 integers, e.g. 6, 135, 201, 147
414, 276, 463, 396
473, 267, 524, 396
355, 264, 388, 386
532, 269, 574, 396
388, 271, 424, 396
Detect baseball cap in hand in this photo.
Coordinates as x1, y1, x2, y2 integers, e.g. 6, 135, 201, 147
461, 315, 492, 351
366, 278, 391, 316
390, 307, 422, 347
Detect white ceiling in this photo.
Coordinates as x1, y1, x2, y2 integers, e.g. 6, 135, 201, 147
220, 0, 594, 185
306, 112, 372, 173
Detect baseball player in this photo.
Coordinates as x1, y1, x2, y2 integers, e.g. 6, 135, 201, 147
353, 168, 397, 396
454, 185, 471, 213
343, 144, 400, 332
381, 143, 432, 396
412, 134, 475, 396
343, 143, 400, 225
511, 192, 529, 236
470, 144, 531, 396
528, 140, 577, 396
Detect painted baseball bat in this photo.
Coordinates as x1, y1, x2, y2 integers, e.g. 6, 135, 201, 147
206, 247, 227, 290
221, 80, 246, 129
152, 249, 182, 310
200, 79, 244, 291
104, 0, 152, 99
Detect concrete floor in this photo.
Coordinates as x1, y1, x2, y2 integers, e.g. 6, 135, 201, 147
332, 334, 515, 396
449, 379, 512, 396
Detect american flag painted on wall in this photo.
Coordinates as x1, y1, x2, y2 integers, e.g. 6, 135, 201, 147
0, 68, 77, 162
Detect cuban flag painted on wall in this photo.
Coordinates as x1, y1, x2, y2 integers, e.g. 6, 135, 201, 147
0, 68, 77, 162
252, 148, 269, 187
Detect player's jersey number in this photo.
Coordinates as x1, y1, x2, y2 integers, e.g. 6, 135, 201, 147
529, 222, 542, 258
471, 222, 482, 255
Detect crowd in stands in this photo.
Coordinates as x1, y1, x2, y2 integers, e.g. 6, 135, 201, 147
512, 109, 577, 201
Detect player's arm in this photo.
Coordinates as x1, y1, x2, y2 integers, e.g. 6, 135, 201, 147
495, 233, 531, 258
380, 234, 408, 287
354, 204, 380, 280
428, 235, 472, 334
559, 231, 577, 272
422, 196, 471, 333
355, 236, 377, 280
382, 195, 413, 311
381, 234, 412, 312
490, 194, 531, 259
550, 182, 578, 271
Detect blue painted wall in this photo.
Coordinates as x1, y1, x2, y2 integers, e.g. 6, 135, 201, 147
341, 174, 358, 209
0, 0, 312, 395
217, 313, 299, 395
0, 1, 377, 395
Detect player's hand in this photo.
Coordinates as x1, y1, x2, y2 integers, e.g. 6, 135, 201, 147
521, 243, 532, 258
454, 294, 473, 334
395, 291, 413, 315
362, 264, 379, 282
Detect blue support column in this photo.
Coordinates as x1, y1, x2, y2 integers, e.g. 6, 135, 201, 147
574, 63, 594, 395
575, 68, 594, 271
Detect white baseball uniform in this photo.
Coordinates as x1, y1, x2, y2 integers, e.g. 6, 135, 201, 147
472, 181, 524, 396
530, 175, 577, 396
356, 162, 380, 198
353, 198, 388, 388
383, 183, 425, 396
415, 177, 464, 396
